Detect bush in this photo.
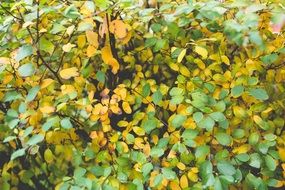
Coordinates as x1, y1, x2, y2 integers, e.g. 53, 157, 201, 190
1, 0, 285, 189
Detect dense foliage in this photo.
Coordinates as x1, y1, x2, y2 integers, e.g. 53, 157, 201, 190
1, 0, 285, 189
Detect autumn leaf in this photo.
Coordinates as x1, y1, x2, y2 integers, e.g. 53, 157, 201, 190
59, 67, 79, 79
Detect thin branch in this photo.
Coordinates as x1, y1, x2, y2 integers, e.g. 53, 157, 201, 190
0, 4, 22, 20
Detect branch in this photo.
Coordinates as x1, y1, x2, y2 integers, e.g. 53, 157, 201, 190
37, 50, 63, 84
0, 4, 22, 20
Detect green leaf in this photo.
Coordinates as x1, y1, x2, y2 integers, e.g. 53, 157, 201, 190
193, 112, 203, 123
74, 167, 86, 179
96, 71, 105, 83
152, 90, 162, 105
61, 118, 73, 129
40, 38, 55, 55
198, 116, 215, 131
142, 117, 157, 134
249, 153, 262, 168
260, 53, 278, 64
265, 155, 276, 171
18, 63, 35, 77
26, 134, 44, 146
195, 145, 210, 159
142, 163, 153, 177
169, 87, 184, 96
231, 85, 244, 97
15, 45, 33, 62
209, 112, 226, 122
26, 86, 40, 102
142, 83, 150, 97
170, 95, 184, 104
11, 148, 26, 160
215, 132, 232, 146
161, 168, 176, 180
171, 114, 187, 128
3, 136, 17, 143
153, 174, 163, 187
217, 161, 236, 176
248, 88, 269, 100
235, 153, 250, 162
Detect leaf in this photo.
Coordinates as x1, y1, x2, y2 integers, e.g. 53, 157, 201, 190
231, 85, 244, 97
44, 149, 54, 163
142, 118, 157, 134
217, 161, 236, 176
265, 155, 276, 171
11, 148, 26, 160
26, 86, 40, 102
161, 168, 176, 180
152, 90, 162, 105
86, 30, 99, 47
122, 101, 132, 114
40, 106, 55, 114
248, 88, 269, 100
101, 45, 120, 74
18, 63, 35, 77
177, 48, 186, 63
179, 65, 190, 77
60, 67, 79, 79
39, 38, 55, 55
15, 45, 33, 62
198, 117, 215, 131
215, 132, 232, 146
77, 35, 86, 48
193, 112, 203, 123
109, 20, 129, 39
209, 112, 226, 122
142, 163, 153, 177
194, 46, 208, 59
180, 175, 188, 188
87, 45, 97, 57
62, 43, 76, 52
172, 114, 187, 128
61, 118, 73, 129
26, 134, 44, 146
221, 55, 230, 65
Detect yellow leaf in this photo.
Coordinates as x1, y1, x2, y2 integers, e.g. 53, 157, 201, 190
77, 35, 86, 49
86, 30, 98, 48
87, 45, 97, 57
177, 49, 186, 63
278, 148, 285, 161
169, 181, 181, 190
194, 59, 206, 69
169, 62, 179, 71
118, 120, 128, 127
41, 78, 54, 89
179, 65, 190, 77
232, 144, 251, 154
110, 104, 122, 114
177, 162, 186, 170
109, 20, 129, 39
194, 46, 208, 59
0, 57, 12, 65
101, 45, 113, 63
180, 175, 188, 189
133, 127, 145, 136
40, 106, 55, 114
221, 55, 230, 65
108, 57, 120, 74
44, 149, 54, 163
62, 43, 75, 52
188, 171, 198, 182
59, 67, 79, 79
122, 101, 132, 114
